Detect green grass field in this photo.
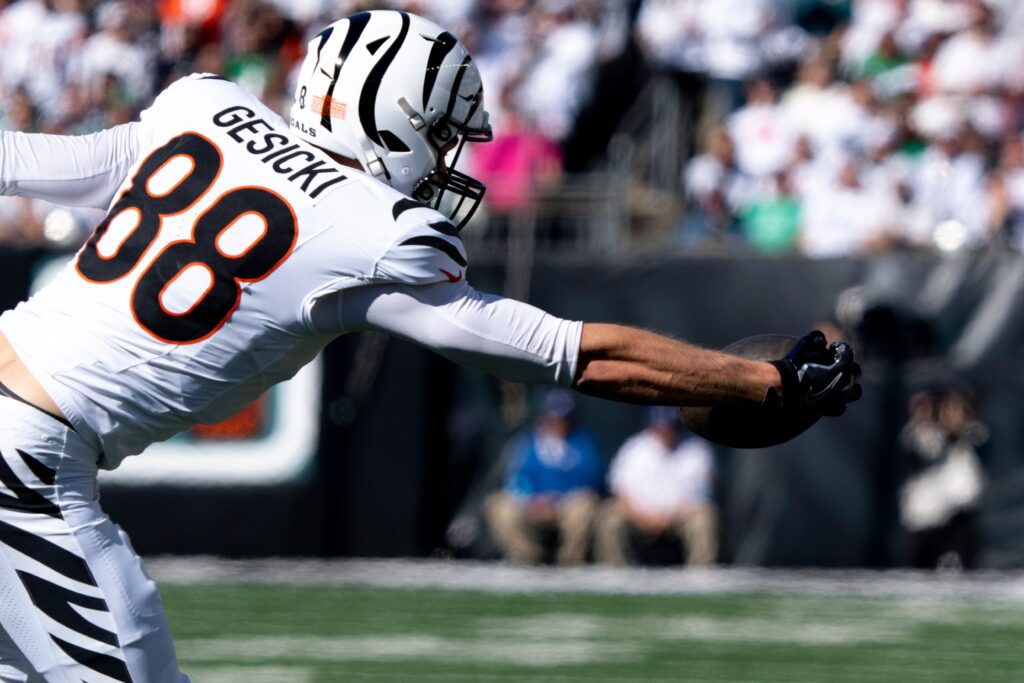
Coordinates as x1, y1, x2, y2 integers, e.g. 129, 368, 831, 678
156, 564, 1024, 683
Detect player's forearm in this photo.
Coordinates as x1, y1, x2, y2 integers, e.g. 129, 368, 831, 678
573, 323, 781, 406
0, 125, 140, 209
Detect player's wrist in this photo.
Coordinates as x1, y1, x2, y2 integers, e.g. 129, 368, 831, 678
763, 359, 792, 409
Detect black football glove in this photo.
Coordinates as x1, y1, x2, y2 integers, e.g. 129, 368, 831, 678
765, 330, 862, 417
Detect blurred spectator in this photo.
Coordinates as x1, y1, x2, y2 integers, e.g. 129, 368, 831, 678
156, 0, 230, 88
781, 58, 885, 161
515, 1, 601, 142
484, 389, 603, 565
0, 87, 43, 245
634, 0, 704, 76
909, 111, 989, 248
594, 407, 717, 567
739, 170, 802, 254
899, 388, 987, 570
470, 89, 562, 236
0, 84, 99, 247
861, 30, 909, 78
841, 0, 906, 71
222, 0, 293, 104
680, 125, 755, 246
465, 0, 534, 132
801, 154, 901, 257
931, 3, 1005, 96
727, 78, 794, 179
0, 0, 88, 126
987, 134, 1024, 246
637, 0, 808, 114
74, 1, 155, 108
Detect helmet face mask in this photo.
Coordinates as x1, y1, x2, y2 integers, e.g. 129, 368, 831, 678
290, 10, 493, 228
413, 112, 492, 228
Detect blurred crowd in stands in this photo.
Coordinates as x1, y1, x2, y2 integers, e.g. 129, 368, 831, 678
4, 0, 1024, 257
672, 0, 1024, 256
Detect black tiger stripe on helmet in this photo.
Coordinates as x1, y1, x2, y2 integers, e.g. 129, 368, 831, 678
422, 32, 458, 108
321, 12, 371, 133
358, 11, 411, 149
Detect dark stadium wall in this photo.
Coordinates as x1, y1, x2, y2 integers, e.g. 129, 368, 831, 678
6, 246, 1022, 568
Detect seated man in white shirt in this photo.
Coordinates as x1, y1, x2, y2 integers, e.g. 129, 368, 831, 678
595, 407, 717, 566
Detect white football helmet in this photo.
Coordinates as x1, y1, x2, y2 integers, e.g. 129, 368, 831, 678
290, 10, 492, 227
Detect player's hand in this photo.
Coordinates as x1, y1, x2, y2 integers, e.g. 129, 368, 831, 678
766, 330, 862, 417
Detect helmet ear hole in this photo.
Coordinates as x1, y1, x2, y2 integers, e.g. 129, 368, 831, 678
429, 120, 457, 148
414, 182, 435, 201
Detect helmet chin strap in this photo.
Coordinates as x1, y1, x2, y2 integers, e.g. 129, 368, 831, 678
362, 149, 390, 183
306, 139, 387, 184
310, 145, 365, 173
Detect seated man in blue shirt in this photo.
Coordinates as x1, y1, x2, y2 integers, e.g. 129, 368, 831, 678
485, 389, 604, 565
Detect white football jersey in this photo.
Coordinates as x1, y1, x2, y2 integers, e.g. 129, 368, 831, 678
0, 75, 474, 467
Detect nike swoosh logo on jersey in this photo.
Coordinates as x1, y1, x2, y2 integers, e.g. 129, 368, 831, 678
440, 268, 462, 283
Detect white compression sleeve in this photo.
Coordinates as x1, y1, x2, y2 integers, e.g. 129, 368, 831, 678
0, 124, 141, 209
310, 281, 583, 387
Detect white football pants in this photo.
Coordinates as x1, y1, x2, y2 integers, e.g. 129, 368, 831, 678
0, 395, 187, 682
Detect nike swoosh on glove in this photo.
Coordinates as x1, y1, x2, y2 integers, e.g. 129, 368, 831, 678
766, 330, 863, 417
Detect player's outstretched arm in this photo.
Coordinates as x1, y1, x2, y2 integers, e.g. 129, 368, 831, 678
317, 282, 858, 413
0, 124, 141, 209
574, 323, 781, 406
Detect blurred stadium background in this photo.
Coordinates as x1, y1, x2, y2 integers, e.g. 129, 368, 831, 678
5, 0, 1024, 680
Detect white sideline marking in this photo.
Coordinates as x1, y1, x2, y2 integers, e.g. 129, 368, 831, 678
175, 613, 911, 672
478, 613, 908, 646
183, 665, 313, 682
146, 557, 1024, 603
177, 634, 625, 667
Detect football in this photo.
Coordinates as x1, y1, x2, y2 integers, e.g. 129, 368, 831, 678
680, 334, 822, 448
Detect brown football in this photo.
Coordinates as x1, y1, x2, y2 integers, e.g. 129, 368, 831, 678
680, 334, 821, 448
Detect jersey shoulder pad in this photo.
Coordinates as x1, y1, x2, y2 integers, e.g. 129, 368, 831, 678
374, 197, 468, 286
141, 73, 243, 122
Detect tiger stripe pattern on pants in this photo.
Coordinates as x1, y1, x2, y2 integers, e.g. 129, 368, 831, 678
0, 395, 187, 682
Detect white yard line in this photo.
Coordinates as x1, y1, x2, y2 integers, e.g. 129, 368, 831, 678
173, 615, 909, 671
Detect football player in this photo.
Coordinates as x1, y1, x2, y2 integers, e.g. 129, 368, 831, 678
0, 10, 860, 682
